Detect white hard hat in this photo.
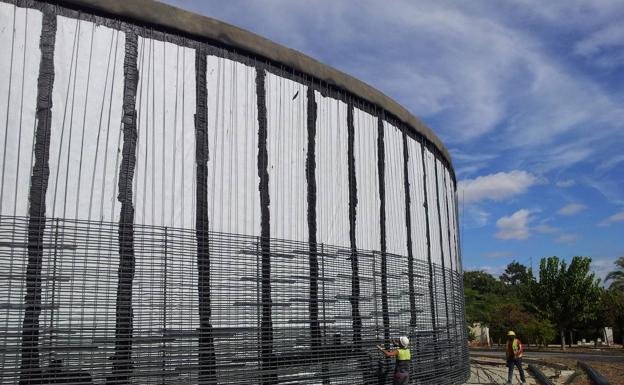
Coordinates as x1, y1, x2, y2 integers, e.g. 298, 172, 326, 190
399, 336, 409, 348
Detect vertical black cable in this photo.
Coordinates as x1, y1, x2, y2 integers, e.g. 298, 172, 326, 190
305, 87, 320, 350
402, 133, 417, 331
376, 115, 391, 384
453, 186, 469, 367
347, 101, 361, 348
443, 169, 460, 367
194, 48, 216, 385
19, 8, 56, 384
434, 158, 452, 367
376, 116, 390, 345
256, 68, 276, 385
420, 142, 438, 349
108, 30, 139, 385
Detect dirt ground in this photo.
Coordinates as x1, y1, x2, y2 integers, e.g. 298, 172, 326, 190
468, 356, 623, 385
541, 357, 624, 385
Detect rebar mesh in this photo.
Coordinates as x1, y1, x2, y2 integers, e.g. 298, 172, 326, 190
0, 1, 469, 383
0, 215, 468, 384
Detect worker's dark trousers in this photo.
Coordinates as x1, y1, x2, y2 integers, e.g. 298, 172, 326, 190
506, 358, 525, 384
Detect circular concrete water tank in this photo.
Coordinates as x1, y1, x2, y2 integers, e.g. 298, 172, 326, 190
0, 0, 468, 383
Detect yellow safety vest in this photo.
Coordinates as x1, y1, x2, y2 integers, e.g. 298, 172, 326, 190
507, 338, 523, 358
397, 348, 411, 361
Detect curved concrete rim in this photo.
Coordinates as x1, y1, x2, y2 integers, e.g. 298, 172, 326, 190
56, 0, 454, 170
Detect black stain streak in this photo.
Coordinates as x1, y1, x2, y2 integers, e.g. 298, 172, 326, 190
420, 142, 439, 355
434, 157, 452, 368
402, 133, 417, 330
256, 68, 276, 385
376, 115, 391, 384
305, 87, 320, 349
347, 102, 362, 347
20, 7, 56, 384
195, 48, 217, 385
108, 31, 139, 385
376, 116, 390, 344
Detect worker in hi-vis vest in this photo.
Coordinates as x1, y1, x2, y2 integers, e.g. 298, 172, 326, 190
377, 336, 411, 385
506, 330, 526, 384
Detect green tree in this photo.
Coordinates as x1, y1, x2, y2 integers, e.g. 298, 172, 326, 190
529, 256, 601, 350
464, 270, 506, 295
500, 261, 530, 286
581, 288, 612, 347
523, 318, 556, 347
464, 271, 511, 327
464, 287, 505, 325
603, 287, 624, 347
606, 257, 624, 290
489, 302, 532, 344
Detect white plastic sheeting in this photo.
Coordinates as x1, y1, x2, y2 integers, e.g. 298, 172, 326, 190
353, 108, 380, 252
446, 168, 461, 272
206, 55, 260, 237
205, 54, 261, 335
352, 108, 381, 339
405, 138, 434, 330
38, 18, 126, 368
265, 73, 310, 332
131, 37, 198, 365
382, 121, 410, 330
406, 139, 428, 263
316, 92, 349, 248
266, 73, 308, 242
47, 17, 125, 222
437, 159, 452, 270
133, 37, 196, 229
424, 147, 442, 266
314, 92, 351, 335
0, 4, 41, 217
0, 6, 42, 363
383, 121, 408, 257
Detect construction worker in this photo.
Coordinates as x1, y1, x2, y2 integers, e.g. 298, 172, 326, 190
506, 330, 526, 384
377, 336, 411, 385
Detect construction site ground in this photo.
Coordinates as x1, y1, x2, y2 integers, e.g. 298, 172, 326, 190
467, 353, 624, 385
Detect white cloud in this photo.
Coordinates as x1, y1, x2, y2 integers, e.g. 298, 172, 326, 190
555, 233, 579, 244
466, 264, 508, 277
556, 179, 575, 188
462, 205, 490, 229
507, 0, 624, 27
534, 224, 559, 234
574, 23, 624, 68
458, 170, 538, 205
582, 175, 624, 206
600, 208, 624, 226
496, 209, 531, 240
597, 155, 624, 171
452, 149, 498, 177
483, 251, 513, 258
165, 0, 624, 149
558, 203, 587, 216
591, 256, 621, 284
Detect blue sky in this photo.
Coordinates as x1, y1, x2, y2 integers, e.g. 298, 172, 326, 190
162, 0, 624, 282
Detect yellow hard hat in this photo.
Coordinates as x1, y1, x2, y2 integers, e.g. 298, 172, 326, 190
507, 331, 516, 337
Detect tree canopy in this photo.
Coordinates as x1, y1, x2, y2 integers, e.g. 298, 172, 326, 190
464, 256, 623, 349
606, 256, 624, 290
499, 261, 530, 286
